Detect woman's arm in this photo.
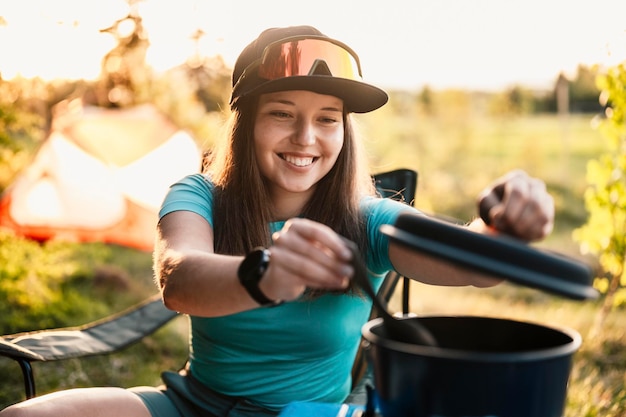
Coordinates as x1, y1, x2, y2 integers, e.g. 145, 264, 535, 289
389, 238, 502, 287
154, 210, 257, 317
389, 170, 554, 287
154, 213, 354, 317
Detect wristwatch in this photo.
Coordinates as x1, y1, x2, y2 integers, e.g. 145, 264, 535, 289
237, 248, 282, 307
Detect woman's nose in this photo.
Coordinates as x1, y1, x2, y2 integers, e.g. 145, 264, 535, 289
291, 120, 316, 146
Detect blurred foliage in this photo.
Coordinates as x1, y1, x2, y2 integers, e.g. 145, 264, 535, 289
573, 62, 626, 321
487, 64, 603, 116
0, 77, 47, 190
84, 12, 232, 141
569, 64, 606, 113
489, 85, 537, 115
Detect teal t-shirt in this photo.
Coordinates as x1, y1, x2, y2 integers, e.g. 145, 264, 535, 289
158, 174, 415, 410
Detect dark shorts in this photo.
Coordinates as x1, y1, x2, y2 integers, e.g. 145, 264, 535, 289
131, 371, 279, 417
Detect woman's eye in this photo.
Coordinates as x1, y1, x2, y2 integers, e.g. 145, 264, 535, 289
270, 110, 291, 118
320, 116, 339, 124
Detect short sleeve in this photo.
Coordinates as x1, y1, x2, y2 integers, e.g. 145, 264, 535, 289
158, 174, 215, 227
361, 196, 418, 275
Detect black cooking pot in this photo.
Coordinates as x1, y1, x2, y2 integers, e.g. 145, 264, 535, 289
362, 316, 581, 417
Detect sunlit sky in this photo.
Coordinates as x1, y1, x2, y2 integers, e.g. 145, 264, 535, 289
1, 0, 625, 91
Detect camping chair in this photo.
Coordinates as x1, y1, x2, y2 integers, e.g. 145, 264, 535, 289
0, 168, 418, 403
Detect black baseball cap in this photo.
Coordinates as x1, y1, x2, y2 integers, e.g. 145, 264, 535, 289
230, 25, 388, 113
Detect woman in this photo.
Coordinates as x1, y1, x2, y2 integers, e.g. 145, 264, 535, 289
1, 25, 553, 417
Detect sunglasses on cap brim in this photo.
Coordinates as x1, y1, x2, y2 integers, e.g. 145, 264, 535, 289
233, 36, 364, 94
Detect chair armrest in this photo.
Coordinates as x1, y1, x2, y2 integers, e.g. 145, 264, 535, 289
0, 294, 178, 363
0, 294, 178, 399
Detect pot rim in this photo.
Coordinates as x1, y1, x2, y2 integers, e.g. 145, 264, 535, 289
361, 315, 582, 363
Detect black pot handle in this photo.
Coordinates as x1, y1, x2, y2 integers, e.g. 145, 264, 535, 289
478, 184, 505, 227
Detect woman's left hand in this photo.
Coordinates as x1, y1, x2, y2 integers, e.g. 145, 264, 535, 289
477, 170, 554, 242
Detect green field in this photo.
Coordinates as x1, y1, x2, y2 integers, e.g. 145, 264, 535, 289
1, 111, 624, 416
358, 109, 606, 257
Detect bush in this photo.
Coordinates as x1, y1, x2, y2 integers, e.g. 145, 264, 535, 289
0, 231, 155, 334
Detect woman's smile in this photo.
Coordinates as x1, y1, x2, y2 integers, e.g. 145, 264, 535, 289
278, 153, 318, 168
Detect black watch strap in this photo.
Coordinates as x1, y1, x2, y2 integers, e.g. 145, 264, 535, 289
237, 248, 282, 306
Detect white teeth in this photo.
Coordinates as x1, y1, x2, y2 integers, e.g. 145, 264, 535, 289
283, 155, 314, 167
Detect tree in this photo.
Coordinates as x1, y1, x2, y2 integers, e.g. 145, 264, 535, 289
89, 11, 151, 108
0, 77, 48, 189
573, 62, 626, 335
488, 85, 535, 116
569, 64, 603, 113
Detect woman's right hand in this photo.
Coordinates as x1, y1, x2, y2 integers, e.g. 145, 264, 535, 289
262, 218, 355, 301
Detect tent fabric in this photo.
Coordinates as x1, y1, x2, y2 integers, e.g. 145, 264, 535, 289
0, 104, 202, 251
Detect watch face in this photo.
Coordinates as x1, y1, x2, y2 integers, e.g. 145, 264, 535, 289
238, 248, 282, 307
240, 248, 269, 284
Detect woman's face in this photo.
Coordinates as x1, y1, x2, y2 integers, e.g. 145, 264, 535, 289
254, 90, 344, 203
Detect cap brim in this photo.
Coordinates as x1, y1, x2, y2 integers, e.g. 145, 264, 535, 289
237, 76, 388, 113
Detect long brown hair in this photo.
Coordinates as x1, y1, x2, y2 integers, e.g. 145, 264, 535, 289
205, 95, 375, 293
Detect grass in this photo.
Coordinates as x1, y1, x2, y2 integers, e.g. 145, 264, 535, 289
1, 109, 623, 415
357, 110, 606, 258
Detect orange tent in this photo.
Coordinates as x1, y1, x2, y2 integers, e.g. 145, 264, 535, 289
0, 104, 202, 251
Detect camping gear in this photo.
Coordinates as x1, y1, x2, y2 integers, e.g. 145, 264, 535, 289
0, 104, 202, 251
360, 212, 596, 417
363, 316, 581, 417
380, 213, 597, 300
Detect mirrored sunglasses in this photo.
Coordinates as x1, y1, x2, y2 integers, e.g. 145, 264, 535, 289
235, 36, 363, 92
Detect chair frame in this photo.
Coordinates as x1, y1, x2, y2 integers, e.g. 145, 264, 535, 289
0, 168, 418, 401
